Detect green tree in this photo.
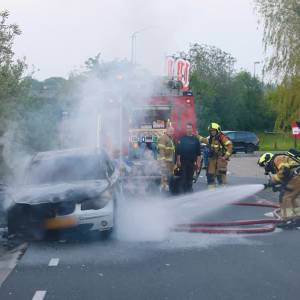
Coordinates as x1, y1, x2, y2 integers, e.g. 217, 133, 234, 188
255, 0, 300, 78
254, 0, 300, 130
231, 71, 275, 131
0, 10, 27, 133
13, 77, 69, 153
188, 44, 275, 132
188, 44, 236, 132
265, 77, 300, 131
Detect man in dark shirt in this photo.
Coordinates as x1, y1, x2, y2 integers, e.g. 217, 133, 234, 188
176, 123, 201, 192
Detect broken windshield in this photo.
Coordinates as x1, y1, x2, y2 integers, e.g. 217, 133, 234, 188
26, 154, 110, 185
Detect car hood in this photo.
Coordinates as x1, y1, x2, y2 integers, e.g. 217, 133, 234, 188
7, 179, 111, 206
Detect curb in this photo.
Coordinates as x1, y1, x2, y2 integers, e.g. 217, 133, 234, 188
0, 242, 27, 287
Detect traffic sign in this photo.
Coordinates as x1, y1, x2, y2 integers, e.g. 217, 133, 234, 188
291, 121, 300, 138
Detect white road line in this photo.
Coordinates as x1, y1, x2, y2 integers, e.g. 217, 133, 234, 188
32, 290, 47, 300
48, 258, 59, 267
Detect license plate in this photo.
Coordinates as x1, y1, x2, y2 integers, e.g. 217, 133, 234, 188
45, 217, 77, 229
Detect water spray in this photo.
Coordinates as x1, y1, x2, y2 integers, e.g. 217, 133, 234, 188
115, 184, 282, 241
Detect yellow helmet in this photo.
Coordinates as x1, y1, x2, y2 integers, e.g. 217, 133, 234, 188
208, 122, 221, 132
258, 153, 274, 167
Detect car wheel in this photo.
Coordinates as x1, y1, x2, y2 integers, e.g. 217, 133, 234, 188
100, 228, 113, 239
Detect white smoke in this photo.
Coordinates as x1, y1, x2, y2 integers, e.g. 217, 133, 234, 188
116, 184, 265, 241
61, 62, 157, 152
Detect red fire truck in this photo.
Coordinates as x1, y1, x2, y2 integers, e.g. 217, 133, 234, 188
99, 57, 197, 161
127, 93, 196, 156
119, 57, 198, 193
127, 57, 196, 157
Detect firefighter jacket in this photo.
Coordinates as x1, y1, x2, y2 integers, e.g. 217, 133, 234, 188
157, 134, 175, 162
270, 155, 300, 184
198, 132, 232, 159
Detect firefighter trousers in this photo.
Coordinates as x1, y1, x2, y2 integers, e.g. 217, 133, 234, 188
279, 175, 300, 219
207, 156, 228, 187
159, 161, 174, 190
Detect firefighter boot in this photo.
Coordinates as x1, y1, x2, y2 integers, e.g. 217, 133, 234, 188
216, 173, 227, 186
207, 173, 216, 189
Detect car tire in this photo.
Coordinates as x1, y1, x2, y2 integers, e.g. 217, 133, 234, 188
100, 228, 113, 239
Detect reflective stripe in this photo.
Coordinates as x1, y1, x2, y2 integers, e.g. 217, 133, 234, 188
170, 140, 175, 149
158, 143, 175, 151
158, 144, 166, 149
158, 157, 166, 161
278, 162, 290, 169
272, 174, 280, 182
224, 140, 232, 146
158, 136, 175, 162
225, 151, 231, 156
158, 157, 173, 162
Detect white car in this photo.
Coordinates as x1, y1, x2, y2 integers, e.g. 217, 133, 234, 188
6, 148, 119, 239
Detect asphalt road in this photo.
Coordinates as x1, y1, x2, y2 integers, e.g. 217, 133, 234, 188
0, 167, 299, 300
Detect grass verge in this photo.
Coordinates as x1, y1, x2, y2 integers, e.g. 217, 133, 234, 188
258, 132, 299, 151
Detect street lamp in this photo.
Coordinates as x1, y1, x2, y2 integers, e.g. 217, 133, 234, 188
130, 26, 154, 64
253, 61, 261, 78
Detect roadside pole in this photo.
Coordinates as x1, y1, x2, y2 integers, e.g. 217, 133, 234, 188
291, 121, 300, 149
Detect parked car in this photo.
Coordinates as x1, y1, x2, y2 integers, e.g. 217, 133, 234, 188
6, 148, 119, 239
223, 131, 259, 153
200, 143, 209, 169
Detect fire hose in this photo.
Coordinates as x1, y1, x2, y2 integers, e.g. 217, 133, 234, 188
175, 200, 282, 234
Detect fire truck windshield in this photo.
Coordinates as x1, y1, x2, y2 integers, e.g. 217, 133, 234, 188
130, 106, 171, 129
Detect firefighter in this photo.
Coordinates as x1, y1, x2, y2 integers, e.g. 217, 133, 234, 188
157, 126, 175, 192
198, 123, 232, 188
258, 151, 300, 220
176, 123, 201, 193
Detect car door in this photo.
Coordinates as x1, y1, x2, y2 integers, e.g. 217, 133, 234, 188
223, 132, 237, 152
234, 132, 246, 151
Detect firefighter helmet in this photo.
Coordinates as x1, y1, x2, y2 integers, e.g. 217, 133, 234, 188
208, 122, 221, 132
258, 153, 274, 167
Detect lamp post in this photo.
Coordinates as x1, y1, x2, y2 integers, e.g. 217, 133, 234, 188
253, 61, 260, 78
130, 27, 154, 64
130, 32, 137, 64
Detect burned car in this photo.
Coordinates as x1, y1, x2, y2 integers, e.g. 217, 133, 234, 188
6, 148, 119, 239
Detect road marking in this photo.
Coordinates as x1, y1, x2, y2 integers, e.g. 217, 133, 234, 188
32, 290, 47, 300
48, 258, 59, 267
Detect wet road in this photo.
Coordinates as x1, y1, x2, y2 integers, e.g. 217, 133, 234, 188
1, 175, 300, 300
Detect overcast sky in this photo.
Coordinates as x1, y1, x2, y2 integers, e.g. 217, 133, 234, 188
2, 0, 264, 80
